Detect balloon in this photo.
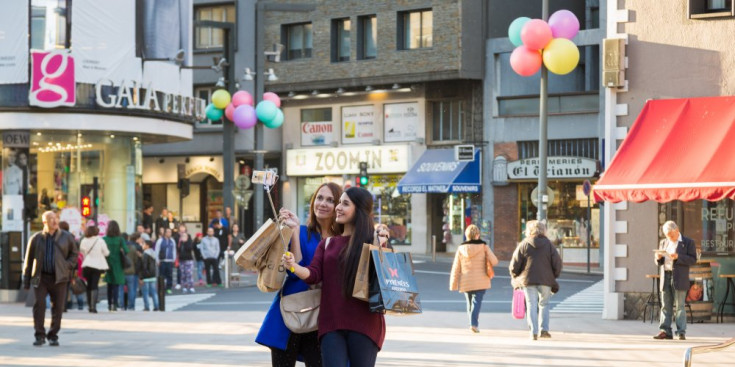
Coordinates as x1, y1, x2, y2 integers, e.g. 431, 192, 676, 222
232, 90, 254, 107
508, 17, 531, 47
264, 109, 284, 129
205, 103, 223, 121
262, 92, 281, 108
233, 105, 257, 129
510, 46, 542, 77
211, 89, 231, 109
224, 103, 235, 121
548, 10, 580, 40
543, 38, 580, 75
255, 100, 278, 123
521, 19, 552, 51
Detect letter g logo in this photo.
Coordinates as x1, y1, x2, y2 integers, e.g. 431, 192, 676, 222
29, 50, 76, 108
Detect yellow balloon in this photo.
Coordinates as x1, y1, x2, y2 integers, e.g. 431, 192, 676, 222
542, 38, 580, 75
211, 89, 231, 109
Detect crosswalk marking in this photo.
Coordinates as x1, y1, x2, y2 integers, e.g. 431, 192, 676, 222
551, 280, 603, 314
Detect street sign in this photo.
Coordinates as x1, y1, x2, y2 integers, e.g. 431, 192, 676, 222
455, 144, 474, 161
582, 179, 592, 196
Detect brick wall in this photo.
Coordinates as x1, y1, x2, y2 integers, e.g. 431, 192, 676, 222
492, 142, 520, 260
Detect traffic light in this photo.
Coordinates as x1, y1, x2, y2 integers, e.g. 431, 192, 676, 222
358, 161, 369, 187
178, 178, 190, 198
81, 196, 92, 217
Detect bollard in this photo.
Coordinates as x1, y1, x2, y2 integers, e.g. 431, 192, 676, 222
157, 275, 166, 312
432, 235, 437, 263
224, 251, 230, 289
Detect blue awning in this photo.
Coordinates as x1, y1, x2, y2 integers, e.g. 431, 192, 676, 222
397, 148, 481, 194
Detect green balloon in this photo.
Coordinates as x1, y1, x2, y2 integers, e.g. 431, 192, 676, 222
205, 103, 223, 121
508, 17, 531, 47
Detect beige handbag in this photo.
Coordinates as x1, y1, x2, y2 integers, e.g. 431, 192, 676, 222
279, 286, 321, 333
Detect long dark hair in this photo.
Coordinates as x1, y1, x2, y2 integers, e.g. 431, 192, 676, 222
339, 187, 375, 298
106, 220, 121, 237
306, 182, 344, 241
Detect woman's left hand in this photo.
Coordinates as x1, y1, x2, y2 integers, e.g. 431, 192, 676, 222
376, 224, 390, 247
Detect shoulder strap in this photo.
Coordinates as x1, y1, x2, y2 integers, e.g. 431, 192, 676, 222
325, 236, 331, 250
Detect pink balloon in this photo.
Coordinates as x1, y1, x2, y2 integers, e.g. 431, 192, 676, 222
262, 92, 281, 108
510, 46, 542, 77
233, 105, 257, 129
521, 19, 552, 51
232, 91, 254, 107
224, 103, 235, 121
549, 10, 580, 40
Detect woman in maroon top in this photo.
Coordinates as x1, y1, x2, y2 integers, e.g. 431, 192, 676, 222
284, 187, 387, 367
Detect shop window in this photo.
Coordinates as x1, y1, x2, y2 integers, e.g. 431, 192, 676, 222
357, 15, 377, 60
689, 0, 734, 18
195, 4, 236, 50
31, 0, 70, 50
282, 22, 313, 60
517, 138, 599, 160
397, 9, 432, 50
430, 100, 464, 143
331, 18, 351, 62
195, 86, 221, 127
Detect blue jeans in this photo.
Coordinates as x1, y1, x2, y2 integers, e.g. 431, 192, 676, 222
321, 330, 379, 367
196, 260, 205, 283
141, 280, 159, 310
159, 262, 174, 290
659, 271, 687, 336
119, 275, 138, 310
524, 285, 552, 336
464, 289, 485, 328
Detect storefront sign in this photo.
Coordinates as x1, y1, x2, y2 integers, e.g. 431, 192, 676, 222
342, 105, 375, 144
286, 145, 409, 176
384, 102, 418, 142
507, 157, 597, 180
95, 79, 206, 120
701, 207, 735, 255
60, 207, 83, 240
301, 121, 334, 146
185, 165, 223, 182
29, 50, 76, 108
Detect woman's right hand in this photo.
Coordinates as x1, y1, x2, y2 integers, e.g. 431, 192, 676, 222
278, 208, 300, 229
282, 251, 297, 270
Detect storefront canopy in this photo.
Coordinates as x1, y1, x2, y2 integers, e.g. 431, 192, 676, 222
397, 148, 481, 194
594, 96, 735, 203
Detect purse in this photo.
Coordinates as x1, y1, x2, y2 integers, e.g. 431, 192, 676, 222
279, 286, 321, 333
71, 277, 87, 295
120, 241, 132, 270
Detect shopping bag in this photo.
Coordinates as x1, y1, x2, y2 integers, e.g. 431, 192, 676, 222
368, 248, 422, 315
255, 224, 293, 293
234, 219, 278, 270
353, 234, 384, 301
512, 289, 526, 319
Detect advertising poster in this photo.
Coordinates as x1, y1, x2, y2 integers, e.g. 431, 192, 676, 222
342, 105, 375, 144
0, 2, 29, 84
301, 121, 334, 146
384, 102, 419, 142
2, 131, 30, 232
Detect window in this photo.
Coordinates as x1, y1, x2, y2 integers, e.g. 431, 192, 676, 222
301, 108, 332, 122
398, 9, 432, 50
357, 15, 377, 59
195, 86, 221, 126
283, 23, 313, 60
195, 5, 236, 49
689, 0, 734, 18
331, 18, 351, 62
30, 0, 69, 50
517, 138, 599, 160
431, 100, 464, 142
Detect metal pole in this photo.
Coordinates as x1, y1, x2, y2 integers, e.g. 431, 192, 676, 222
432, 235, 437, 263
224, 250, 230, 288
253, 3, 266, 231
222, 26, 236, 216
587, 194, 591, 273
537, 0, 549, 221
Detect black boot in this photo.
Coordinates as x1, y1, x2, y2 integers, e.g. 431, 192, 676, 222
90, 290, 98, 313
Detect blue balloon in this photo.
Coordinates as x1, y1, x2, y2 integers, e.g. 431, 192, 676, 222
205, 103, 223, 121
255, 100, 278, 123
264, 109, 284, 129
508, 17, 531, 47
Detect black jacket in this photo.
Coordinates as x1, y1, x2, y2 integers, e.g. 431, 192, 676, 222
509, 235, 562, 289
138, 251, 158, 279
656, 235, 697, 291
178, 238, 195, 261
23, 229, 78, 288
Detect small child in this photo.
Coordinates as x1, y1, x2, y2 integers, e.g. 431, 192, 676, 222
138, 240, 160, 311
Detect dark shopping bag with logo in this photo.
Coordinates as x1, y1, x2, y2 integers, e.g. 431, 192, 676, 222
368, 248, 422, 315
353, 236, 385, 301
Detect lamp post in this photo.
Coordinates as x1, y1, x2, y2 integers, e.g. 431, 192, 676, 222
537, 0, 549, 221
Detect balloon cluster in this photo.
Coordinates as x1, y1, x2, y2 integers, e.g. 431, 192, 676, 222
508, 10, 580, 76
205, 90, 284, 129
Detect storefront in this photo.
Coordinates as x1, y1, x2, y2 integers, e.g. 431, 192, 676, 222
595, 96, 735, 320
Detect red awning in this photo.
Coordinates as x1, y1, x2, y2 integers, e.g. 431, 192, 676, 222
594, 96, 735, 203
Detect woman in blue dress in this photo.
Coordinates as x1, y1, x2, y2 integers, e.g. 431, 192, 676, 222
256, 182, 343, 367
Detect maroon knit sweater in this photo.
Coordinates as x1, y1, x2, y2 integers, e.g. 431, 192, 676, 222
303, 235, 386, 349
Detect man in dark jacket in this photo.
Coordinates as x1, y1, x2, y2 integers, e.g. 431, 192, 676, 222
23, 211, 78, 347
509, 220, 562, 340
654, 220, 697, 340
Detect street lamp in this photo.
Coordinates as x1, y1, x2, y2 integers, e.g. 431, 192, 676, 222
537, 0, 549, 221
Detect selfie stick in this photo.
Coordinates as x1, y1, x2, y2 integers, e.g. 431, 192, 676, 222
262, 175, 294, 272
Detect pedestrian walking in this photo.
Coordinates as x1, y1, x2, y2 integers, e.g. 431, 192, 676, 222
104, 221, 128, 312
257, 182, 343, 367
200, 228, 221, 287
653, 220, 697, 340
138, 240, 160, 311
509, 220, 562, 340
80, 224, 108, 313
23, 211, 78, 346
449, 224, 499, 333
284, 187, 388, 367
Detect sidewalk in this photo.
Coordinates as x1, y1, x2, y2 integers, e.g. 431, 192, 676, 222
414, 253, 605, 275
0, 301, 732, 366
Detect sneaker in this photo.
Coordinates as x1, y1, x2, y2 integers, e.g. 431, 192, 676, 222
678, 334, 686, 340
530, 335, 537, 341
166, 289, 172, 295
143, 308, 150, 311
33, 338, 45, 346
653, 331, 673, 340
175, 284, 182, 290
218, 284, 224, 288
539, 331, 552, 338
182, 288, 188, 294
206, 284, 212, 288
48, 339, 59, 347
189, 288, 196, 293
470, 326, 479, 333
